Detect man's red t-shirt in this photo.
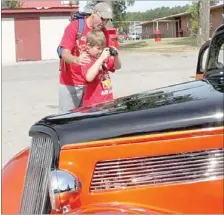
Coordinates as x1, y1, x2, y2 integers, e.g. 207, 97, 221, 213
59, 19, 115, 86
81, 57, 115, 107
59, 19, 91, 86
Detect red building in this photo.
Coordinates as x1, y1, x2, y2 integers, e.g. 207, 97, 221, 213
20, 0, 77, 8
2, 4, 79, 64
141, 3, 224, 39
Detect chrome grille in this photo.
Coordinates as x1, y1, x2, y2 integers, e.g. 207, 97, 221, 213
90, 148, 224, 192
20, 136, 54, 214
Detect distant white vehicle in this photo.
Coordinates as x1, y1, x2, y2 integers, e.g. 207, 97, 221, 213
128, 32, 141, 40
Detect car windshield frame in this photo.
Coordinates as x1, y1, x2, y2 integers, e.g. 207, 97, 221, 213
206, 26, 224, 72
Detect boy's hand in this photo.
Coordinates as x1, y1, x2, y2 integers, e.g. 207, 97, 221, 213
99, 48, 110, 62
110, 46, 119, 56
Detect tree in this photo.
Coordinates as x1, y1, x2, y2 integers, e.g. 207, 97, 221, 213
111, 0, 134, 29
2, 0, 23, 8
198, 0, 210, 43
188, 0, 211, 45
1, 0, 7, 8
188, 2, 200, 38
126, 5, 191, 21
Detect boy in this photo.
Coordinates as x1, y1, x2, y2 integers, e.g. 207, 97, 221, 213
81, 30, 121, 107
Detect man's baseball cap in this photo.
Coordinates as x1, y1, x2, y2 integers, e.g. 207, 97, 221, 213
94, 2, 113, 20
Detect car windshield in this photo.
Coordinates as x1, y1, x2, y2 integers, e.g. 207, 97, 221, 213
206, 27, 224, 72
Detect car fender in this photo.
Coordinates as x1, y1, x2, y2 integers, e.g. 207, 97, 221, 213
69, 203, 179, 214
2, 148, 30, 214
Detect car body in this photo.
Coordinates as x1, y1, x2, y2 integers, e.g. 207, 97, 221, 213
196, 24, 224, 81
118, 32, 128, 43
2, 25, 224, 214
128, 32, 141, 40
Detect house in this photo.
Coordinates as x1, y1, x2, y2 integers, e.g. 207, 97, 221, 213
1, 4, 79, 64
141, 3, 224, 39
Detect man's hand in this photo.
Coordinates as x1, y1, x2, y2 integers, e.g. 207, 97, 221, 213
75, 53, 90, 65
99, 48, 110, 62
62, 49, 90, 65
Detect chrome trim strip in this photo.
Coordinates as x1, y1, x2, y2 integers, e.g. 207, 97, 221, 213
90, 148, 224, 192
20, 136, 54, 214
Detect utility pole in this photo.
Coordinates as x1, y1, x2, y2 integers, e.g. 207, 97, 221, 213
198, 0, 210, 44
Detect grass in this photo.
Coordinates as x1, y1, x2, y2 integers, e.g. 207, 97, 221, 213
119, 37, 200, 53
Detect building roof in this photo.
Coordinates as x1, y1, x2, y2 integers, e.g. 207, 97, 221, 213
210, 3, 224, 10
20, 0, 64, 8
153, 11, 189, 21
1, 6, 78, 15
140, 3, 224, 26
1, 0, 79, 8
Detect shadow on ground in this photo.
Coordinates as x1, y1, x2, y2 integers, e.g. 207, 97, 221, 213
120, 40, 147, 49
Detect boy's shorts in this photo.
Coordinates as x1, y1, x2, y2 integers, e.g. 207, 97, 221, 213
59, 84, 85, 113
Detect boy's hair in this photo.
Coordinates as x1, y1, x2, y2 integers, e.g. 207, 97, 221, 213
86, 30, 106, 47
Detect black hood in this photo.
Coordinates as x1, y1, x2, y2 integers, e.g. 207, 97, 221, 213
30, 79, 224, 146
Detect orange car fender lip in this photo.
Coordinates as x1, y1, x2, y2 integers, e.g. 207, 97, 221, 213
67, 202, 180, 214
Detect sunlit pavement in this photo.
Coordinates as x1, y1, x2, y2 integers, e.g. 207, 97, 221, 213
2, 50, 199, 167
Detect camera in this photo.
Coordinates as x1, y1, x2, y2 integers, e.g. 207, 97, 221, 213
109, 47, 118, 56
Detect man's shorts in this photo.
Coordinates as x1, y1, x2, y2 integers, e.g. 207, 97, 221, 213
59, 84, 85, 113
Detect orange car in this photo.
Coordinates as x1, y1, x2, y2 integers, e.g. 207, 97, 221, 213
2, 25, 224, 214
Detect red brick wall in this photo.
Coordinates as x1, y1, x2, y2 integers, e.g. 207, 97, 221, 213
142, 22, 176, 39
142, 23, 154, 39
158, 22, 175, 38
180, 15, 192, 37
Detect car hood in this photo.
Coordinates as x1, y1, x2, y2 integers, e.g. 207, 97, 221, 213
31, 79, 224, 146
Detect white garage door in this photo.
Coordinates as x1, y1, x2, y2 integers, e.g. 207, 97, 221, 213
40, 16, 70, 60
2, 18, 16, 65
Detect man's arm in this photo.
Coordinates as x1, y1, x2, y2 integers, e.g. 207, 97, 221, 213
59, 21, 89, 65
61, 49, 78, 64
62, 49, 90, 65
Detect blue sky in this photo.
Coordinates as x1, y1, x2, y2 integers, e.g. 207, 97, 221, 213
79, 1, 192, 12
126, 1, 192, 12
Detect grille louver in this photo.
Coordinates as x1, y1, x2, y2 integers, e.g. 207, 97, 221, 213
20, 136, 54, 214
90, 148, 224, 192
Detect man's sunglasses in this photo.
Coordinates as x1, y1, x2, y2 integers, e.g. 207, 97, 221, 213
96, 12, 111, 22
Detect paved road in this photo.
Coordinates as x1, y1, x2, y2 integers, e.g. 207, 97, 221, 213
2, 51, 199, 166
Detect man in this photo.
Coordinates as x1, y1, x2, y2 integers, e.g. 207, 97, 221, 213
59, 2, 113, 113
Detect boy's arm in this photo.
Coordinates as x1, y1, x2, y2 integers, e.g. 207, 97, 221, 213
85, 58, 104, 82
83, 48, 110, 82
106, 54, 121, 72
114, 55, 121, 70
106, 46, 121, 71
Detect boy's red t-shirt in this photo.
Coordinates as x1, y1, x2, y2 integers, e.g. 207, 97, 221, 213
81, 57, 115, 107
59, 19, 91, 86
